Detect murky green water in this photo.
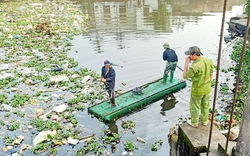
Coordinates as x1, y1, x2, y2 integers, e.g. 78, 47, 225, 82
66, 0, 246, 155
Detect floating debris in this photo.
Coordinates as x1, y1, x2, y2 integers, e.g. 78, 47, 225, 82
67, 138, 79, 145
136, 137, 146, 144
52, 104, 67, 113
33, 130, 57, 146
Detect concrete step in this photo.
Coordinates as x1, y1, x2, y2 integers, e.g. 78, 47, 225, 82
178, 122, 236, 156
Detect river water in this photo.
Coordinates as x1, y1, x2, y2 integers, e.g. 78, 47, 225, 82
67, 0, 245, 155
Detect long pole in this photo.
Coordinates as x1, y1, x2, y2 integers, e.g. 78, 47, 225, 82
206, 0, 228, 155
176, 65, 183, 71
224, 12, 250, 155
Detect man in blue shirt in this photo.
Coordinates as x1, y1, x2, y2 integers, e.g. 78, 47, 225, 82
101, 60, 116, 108
162, 43, 178, 83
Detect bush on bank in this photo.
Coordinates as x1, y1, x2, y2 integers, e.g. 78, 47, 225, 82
230, 41, 250, 120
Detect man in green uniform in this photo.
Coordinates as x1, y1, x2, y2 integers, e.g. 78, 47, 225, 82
183, 46, 213, 128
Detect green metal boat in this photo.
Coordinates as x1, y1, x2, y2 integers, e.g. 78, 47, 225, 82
88, 78, 186, 122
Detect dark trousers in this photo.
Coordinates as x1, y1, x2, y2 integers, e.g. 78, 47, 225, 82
108, 89, 115, 105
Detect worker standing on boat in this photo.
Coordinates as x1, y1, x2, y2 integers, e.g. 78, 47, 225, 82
183, 46, 213, 128
162, 43, 178, 83
101, 60, 116, 108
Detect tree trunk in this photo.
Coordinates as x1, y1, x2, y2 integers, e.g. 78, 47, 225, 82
236, 83, 250, 155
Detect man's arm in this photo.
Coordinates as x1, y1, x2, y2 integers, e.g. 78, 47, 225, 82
101, 67, 106, 82
163, 50, 169, 61
183, 57, 191, 78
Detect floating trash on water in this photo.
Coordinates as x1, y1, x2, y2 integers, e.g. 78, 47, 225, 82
52, 65, 64, 72
50, 75, 69, 83
37, 94, 52, 102
67, 138, 79, 145
74, 67, 80, 72
121, 82, 126, 86
136, 137, 146, 144
14, 35, 21, 39
52, 104, 67, 113
132, 87, 143, 95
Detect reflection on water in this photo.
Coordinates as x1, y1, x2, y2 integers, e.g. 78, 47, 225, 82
108, 121, 118, 134
107, 122, 119, 153
160, 94, 178, 116
79, 0, 245, 53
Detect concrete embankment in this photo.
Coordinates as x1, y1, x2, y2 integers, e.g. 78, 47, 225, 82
170, 123, 236, 156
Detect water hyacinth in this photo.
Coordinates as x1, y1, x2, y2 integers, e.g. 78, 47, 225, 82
0, 0, 108, 155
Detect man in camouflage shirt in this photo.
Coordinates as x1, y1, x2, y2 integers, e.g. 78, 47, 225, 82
162, 43, 178, 83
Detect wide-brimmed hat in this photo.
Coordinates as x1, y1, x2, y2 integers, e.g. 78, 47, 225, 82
163, 43, 170, 49
185, 46, 203, 55
104, 60, 110, 65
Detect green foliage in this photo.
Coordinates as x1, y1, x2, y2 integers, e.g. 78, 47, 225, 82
121, 120, 135, 129
35, 91, 42, 97
211, 79, 215, 87
13, 110, 25, 118
124, 140, 135, 152
66, 107, 75, 112
67, 98, 80, 105
102, 130, 120, 144
57, 95, 64, 101
151, 139, 163, 151
45, 121, 62, 131
4, 113, 10, 118
221, 68, 228, 73
151, 143, 158, 151
0, 119, 5, 126
219, 85, 229, 94
230, 42, 250, 119
31, 143, 47, 154
121, 120, 136, 133
64, 114, 78, 127
49, 148, 57, 155
10, 93, 30, 107
75, 104, 85, 111
3, 135, 14, 144
245, 0, 250, 13
76, 138, 103, 155
31, 117, 45, 131
0, 77, 15, 89
8, 120, 20, 131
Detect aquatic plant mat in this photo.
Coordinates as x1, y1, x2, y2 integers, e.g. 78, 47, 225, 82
0, 0, 110, 155
88, 78, 186, 122
0, 0, 189, 155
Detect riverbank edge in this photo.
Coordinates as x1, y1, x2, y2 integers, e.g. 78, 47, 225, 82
168, 38, 250, 155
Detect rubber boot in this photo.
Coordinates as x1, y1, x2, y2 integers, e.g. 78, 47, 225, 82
161, 75, 168, 83
110, 98, 116, 108
170, 73, 174, 82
